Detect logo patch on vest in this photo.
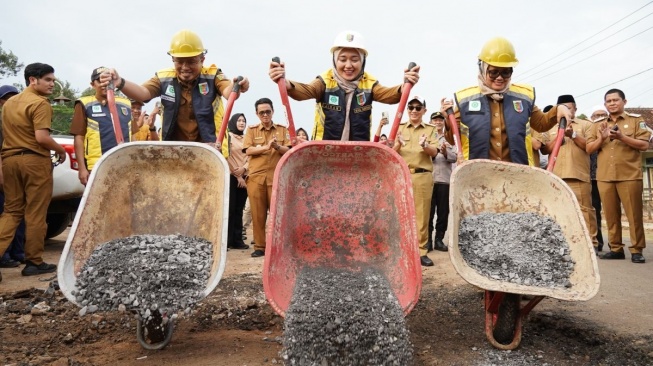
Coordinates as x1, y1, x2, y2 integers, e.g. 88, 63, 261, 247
165, 85, 176, 97
121, 107, 128, 116
198, 82, 209, 95
328, 95, 339, 105
513, 100, 523, 113
356, 92, 366, 105
640, 122, 646, 129
92, 105, 102, 113
469, 100, 481, 112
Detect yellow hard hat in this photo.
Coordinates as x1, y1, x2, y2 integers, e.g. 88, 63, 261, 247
478, 37, 519, 68
168, 29, 206, 57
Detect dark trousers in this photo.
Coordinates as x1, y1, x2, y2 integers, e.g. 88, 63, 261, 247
0, 191, 25, 261
591, 180, 604, 246
428, 183, 450, 241
228, 175, 248, 247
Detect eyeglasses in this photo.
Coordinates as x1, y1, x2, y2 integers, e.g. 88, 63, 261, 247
487, 68, 513, 79
173, 58, 201, 67
407, 105, 423, 111
258, 110, 273, 116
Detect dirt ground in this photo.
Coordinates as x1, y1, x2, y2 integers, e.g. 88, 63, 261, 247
1, 225, 652, 366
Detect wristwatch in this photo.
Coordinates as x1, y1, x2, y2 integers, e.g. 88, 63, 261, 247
571, 130, 577, 139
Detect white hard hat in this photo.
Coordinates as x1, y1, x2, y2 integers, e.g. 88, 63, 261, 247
330, 30, 368, 56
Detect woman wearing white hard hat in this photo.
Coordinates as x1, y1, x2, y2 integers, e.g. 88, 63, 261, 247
269, 30, 420, 141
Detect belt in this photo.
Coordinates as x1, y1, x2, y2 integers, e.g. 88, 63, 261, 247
409, 168, 432, 174
4, 149, 41, 158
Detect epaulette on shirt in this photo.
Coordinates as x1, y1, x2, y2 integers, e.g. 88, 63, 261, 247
248, 124, 260, 129
593, 116, 607, 122
626, 112, 641, 118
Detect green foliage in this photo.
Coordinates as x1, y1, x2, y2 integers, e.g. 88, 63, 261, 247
0, 41, 24, 79
80, 87, 96, 97
577, 113, 588, 121
51, 104, 73, 135
49, 80, 78, 107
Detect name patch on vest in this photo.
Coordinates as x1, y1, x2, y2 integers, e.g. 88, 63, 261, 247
469, 100, 481, 112
165, 85, 176, 97
513, 100, 523, 113
323, 103, 342, 112
353, 105, 372, 114
328, 95, 339, 105
91, 113, 106, 117
198, 82, 209, 95
161, 95, 175, 102
92, 105, 102, 113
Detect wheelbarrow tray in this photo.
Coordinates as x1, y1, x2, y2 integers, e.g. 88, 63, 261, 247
448, 159, 600, 301
263, 141, 422, 317
58, 142, 229, 306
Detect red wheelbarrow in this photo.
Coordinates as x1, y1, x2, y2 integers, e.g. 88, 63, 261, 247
262, 141, 422, 317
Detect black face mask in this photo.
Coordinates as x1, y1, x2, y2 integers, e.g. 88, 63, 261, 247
228, 113, 245, 136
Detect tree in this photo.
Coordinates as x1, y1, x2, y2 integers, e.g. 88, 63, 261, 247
51, 105, 73, 135
0, 40, 24, 79
80, 87, 96, 97
577, 113, 588, 121
50, 80, 78, 107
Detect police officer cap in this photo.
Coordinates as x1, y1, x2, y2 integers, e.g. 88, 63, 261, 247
0, 85, 19, 99
430, 112, 444, 120
556, 94, 576, 104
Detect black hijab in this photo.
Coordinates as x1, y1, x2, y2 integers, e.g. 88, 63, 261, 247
228, 113, 246, 136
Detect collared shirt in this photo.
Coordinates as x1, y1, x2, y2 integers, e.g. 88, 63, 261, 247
1, 87, 52, 158
432, 133, 457, 183
398, 121, 438, 172
287, 77, 402, 104
588, 112, 650, 181
142, 73, 231, 142
227, 132, 249, 175
547, 118, 594, 182
242, 123, 291, 185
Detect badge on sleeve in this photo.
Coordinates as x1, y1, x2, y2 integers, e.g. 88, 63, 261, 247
356, 92, 366, 105
329, 95, 339, 105
513, 100, 523, 113
92, 105, 102, 113
198, 82, 209, 95
469, 100, 481, 112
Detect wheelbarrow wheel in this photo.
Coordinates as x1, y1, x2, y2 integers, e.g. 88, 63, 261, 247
136, 311, 175, 350
492, 293, 521, 344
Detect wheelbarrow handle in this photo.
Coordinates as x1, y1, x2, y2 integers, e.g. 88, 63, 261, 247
272, 57, 297, 140
445, 107, 464, 161
106, 80, 125, 145
388, 62, 417, 143
546, 117, 567, 172
216, 76, 244, 146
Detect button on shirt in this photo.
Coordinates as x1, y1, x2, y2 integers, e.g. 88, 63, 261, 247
547, 118, 594, 182
242, 123, 291, 185
398, 122, 437, 172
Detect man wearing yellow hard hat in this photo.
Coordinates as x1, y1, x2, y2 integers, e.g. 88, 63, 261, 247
100, 29, 249, 145
440, 37, 572, 165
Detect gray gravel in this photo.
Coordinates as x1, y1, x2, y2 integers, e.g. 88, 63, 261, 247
282, 267, 413, 366
459, 212, 574, 288
73, 234, 212, 319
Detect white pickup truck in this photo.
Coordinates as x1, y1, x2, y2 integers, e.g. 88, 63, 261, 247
48, 135, 85, 238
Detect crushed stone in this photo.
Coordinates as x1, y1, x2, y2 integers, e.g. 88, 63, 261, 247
282, 267, 413, 366
73, 234, 212, 319
459, 212, 574, 288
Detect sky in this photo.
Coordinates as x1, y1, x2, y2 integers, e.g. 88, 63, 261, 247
2, 0, 653, 134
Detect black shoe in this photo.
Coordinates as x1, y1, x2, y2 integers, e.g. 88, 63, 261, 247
228, 242, 250, 250
426, 240, 433, 253
21, 261, 57, 276
251, 240, 256, 245
434, 238, 449, 252
600, 251, 625, 260
420, 256, 434, 267
251, 250, 264, 258
631, 253, 646, 263
0, 259, 20, 268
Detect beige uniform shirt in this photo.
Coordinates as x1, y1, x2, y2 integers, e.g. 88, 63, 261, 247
589, 112, 650, 181
1, 87, 52, 158
398, 122, 438, 172
547, 118, 594, 182
242, 123, 291, 185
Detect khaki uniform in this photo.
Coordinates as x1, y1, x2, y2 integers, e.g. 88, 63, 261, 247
242, 123, 291, 252
397, 122, 438, 256
0, 88, 54, 265
588, 112, 650, 254
547, 118, 599, 248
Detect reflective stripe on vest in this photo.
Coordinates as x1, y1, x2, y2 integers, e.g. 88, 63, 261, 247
78, 95, 131, 171
454, 84, 535, 166
312, 69, 377, 141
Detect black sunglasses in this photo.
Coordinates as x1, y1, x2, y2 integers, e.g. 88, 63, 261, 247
487, 68, 513, 79
407, 105, 423, 111
258, 110, 273, 116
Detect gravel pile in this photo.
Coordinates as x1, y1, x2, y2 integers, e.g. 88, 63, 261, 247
459, 212, 574, 288
282, 267, 413, 366
73, 234, 212, 319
